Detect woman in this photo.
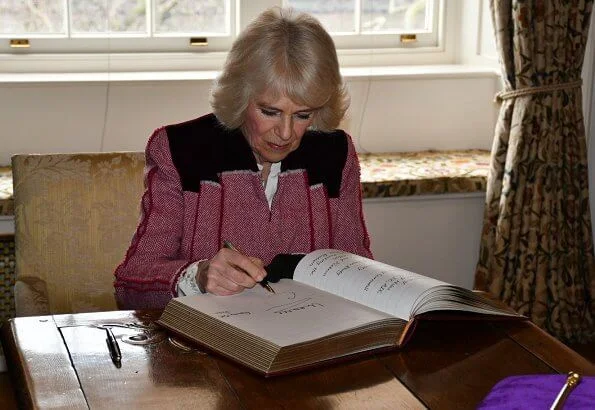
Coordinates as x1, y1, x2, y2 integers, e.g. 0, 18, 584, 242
114, 7, 372, 309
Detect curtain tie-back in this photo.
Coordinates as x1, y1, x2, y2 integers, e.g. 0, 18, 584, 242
494, 79, 583, 103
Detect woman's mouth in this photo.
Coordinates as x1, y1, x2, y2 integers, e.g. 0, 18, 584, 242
267, 141, 291, 151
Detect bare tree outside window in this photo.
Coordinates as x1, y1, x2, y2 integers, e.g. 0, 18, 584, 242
1, 0, 228, 37
70, 0, 146, 34
155, 0, 227, 34
0, 0, 438, 56
0, 0, 65, 34
285, 0, 428, 34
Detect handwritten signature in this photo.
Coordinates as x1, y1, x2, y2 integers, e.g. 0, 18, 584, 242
266, 297, 324, 315
214, 310, 251, 319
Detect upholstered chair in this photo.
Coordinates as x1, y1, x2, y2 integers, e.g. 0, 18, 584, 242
11, 152, 145, 316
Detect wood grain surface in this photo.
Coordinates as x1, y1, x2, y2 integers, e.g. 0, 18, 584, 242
2, 310, 593, 409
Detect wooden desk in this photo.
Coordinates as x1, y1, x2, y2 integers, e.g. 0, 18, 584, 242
1, 310, 593, 409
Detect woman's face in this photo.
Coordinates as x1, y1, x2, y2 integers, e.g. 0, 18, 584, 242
243, 92, 316, 165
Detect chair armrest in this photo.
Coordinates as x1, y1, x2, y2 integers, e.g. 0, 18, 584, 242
14, 277, 50, 317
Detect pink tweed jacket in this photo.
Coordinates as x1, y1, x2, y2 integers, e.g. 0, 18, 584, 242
114, 114, 372, 309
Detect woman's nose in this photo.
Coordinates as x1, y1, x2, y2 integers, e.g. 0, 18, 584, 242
277, 116, 293, 141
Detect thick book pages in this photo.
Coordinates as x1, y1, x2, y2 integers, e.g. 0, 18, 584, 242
293, 250, 522, 321
158, 279, 405, 376
157, 249, 523, 376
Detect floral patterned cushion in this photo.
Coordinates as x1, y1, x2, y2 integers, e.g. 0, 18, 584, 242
12, 152, 145, 316
1, 149, 491, 214
0, 166, 12, 217
359, 149, 490, 198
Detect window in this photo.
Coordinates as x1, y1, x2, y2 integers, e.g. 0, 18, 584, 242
0, 0, 447, 71
284, 0, 440, 49
0, 0, 235, 53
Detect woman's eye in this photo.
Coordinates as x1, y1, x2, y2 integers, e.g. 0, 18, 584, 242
260, 109, 277, 117
296, 113, 312, 120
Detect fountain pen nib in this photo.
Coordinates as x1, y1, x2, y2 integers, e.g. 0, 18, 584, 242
263, 282, 276, 293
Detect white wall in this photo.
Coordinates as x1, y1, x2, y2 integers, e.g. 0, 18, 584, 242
0, 71, 499, 165
364, 194, 485, 289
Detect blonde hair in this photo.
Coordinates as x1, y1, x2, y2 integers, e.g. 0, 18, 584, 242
210, 7, 349, 131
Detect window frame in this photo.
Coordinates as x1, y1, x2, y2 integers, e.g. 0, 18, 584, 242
284, 0, 442, 50
0, 0, 454, 73
0, 0, 237, 53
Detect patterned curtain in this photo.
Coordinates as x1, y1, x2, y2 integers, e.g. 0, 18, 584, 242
475, 0, 595, 343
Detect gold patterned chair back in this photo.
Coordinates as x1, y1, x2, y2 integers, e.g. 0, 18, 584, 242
11, 152, 145, 316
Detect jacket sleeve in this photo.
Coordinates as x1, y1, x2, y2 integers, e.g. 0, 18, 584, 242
331, 134, 373, 259
113, 127, 192, 309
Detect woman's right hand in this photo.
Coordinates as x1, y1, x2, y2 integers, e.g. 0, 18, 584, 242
196, 248, 267, 296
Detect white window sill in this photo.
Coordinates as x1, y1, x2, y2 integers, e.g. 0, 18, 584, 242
0, 216, 14, 235
0, 64, 499, 84
0, 44, 460, 73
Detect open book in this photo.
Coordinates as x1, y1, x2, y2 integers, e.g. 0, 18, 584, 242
157, 249, 524, 376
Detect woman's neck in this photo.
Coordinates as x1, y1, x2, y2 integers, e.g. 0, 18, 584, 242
259, 161, 272, 187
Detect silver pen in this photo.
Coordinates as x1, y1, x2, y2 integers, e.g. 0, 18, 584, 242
104, 326, 122, 368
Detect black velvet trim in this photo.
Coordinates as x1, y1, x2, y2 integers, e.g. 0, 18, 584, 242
282, 130, 348, 198
166, 113, 348, 197
166, 114, 257, 192
265, 253, 306, 282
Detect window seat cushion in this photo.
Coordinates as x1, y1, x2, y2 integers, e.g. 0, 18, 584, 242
0, 167, 12, 217
359, 149, 490, 198
0, 149, 491, 218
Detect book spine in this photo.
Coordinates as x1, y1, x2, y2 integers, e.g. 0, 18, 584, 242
397, 319, 418, 347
